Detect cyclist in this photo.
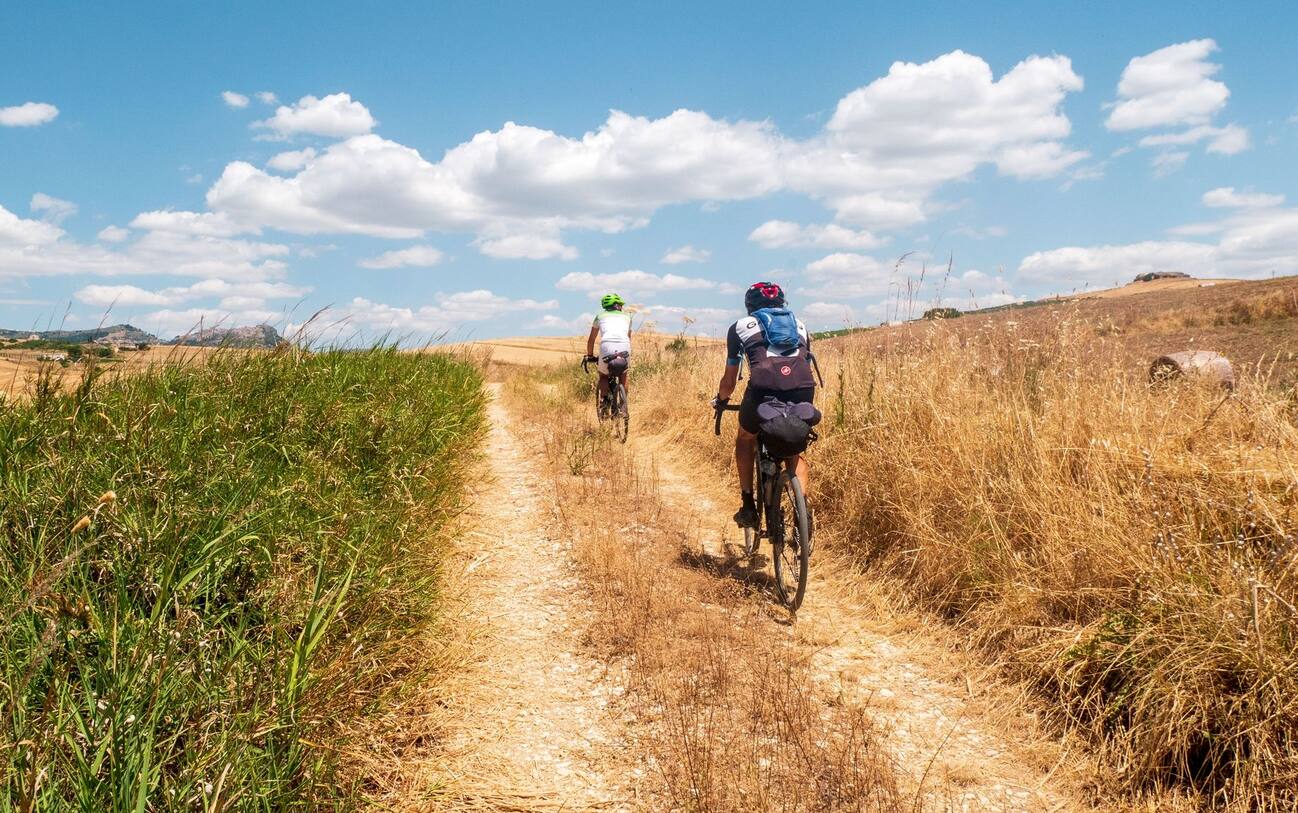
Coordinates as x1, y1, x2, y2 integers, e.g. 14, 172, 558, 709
712, 282, 815, 528
585, 293, 632, 415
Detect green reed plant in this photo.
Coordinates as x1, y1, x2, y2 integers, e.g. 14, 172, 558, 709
1, 346, 484, 811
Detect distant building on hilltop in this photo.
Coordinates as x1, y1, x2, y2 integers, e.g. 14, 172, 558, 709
1133, 271, 1191, 283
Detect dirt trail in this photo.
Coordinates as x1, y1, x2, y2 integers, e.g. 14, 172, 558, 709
423, 385, 1092, 812
635, 437, 1095, 813
420, 384, 630, 812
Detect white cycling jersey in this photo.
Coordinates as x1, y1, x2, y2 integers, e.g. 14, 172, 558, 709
593, 310, 632, 356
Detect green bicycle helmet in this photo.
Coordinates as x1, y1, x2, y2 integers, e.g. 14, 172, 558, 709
600, 293, 625, 311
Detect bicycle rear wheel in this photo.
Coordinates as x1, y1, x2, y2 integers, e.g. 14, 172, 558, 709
610, 384, 629, 442
771, 472, 810, 610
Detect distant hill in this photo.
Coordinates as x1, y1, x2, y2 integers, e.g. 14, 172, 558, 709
166, 324, 282, 348
0, 323, 159, 346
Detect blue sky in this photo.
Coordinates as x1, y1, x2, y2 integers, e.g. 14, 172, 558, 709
2, 1, 1296, 341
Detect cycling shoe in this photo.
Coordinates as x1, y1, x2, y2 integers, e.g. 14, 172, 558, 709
733, 504, 759, 529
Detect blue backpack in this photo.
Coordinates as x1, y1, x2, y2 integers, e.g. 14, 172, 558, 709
752, 307, 801, 351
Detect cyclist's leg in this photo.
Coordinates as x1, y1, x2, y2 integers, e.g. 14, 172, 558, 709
597, 371, 610, 400
736, 426, 757, 492
784, 454, 809, 492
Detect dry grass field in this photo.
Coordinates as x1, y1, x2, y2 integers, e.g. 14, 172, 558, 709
0, 344, 225, 400
593, 275, 1298, 811
852, 275, 1298, 389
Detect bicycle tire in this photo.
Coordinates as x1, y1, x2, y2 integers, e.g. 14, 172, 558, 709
742, 453, 761, 556
616, 384, 629, 443
771, 472, 810, 611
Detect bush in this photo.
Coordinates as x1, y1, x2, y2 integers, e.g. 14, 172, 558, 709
922, 307, 962, 320
1, 347, 485, 809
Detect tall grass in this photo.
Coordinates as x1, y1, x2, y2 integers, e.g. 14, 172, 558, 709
1, 347, 484, 810
625, 314, 1298, 811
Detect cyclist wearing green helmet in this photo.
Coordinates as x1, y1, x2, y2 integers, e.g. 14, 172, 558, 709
585, 293, 632, 411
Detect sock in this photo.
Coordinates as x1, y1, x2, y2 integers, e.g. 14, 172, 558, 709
741, 490, 755, 509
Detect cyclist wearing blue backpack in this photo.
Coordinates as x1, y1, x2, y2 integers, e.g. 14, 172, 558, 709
712, 282, 818, 529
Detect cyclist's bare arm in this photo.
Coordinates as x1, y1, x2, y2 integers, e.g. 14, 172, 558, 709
717, 364, 739, 401
585, 324, 599, 358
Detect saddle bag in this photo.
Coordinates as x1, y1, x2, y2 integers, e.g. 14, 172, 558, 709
603, 351, 629, 375
755, 397, 821, 457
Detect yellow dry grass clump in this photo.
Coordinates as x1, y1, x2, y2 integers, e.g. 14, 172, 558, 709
621, 313, 1298, 812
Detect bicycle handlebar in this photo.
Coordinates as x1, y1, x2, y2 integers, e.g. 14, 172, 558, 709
713, 402, 740, 435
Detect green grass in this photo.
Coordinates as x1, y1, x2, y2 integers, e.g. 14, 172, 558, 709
1, 347, 485, 811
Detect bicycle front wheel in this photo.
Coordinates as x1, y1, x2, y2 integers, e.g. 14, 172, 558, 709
771, 472, 810, 611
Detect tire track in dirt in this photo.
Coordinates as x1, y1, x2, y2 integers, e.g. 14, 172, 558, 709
417, 384, 630, 812
631, 434, 1097, 813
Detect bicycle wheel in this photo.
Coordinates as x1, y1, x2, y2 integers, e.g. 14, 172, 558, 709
742, 455, 761, 556
617, 385, 629, 442
771, 472, 810, 610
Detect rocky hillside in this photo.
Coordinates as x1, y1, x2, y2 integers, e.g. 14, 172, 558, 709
0, 324, 159, 346
166, 324, 282, 348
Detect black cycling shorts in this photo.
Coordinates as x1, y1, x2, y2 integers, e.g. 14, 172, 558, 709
738, 387, 815, 435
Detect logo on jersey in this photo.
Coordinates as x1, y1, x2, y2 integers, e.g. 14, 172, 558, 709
780, 365, 791, 376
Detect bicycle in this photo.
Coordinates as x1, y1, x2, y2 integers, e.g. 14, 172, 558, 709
583, 353, 629, 442
714, 403, 814, 610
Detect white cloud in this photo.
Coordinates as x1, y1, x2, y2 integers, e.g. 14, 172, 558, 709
97, 225, 130, 243
1019, 241, 1219, 284
205, 56, 1085, 254
801, 301, 857, 328
253, 93, 377, 139
222, 91, 250, 109
255, 91, 278, 104
787, 51, 1086, 220
0, 102, 59, 127
1106, 40, 1249, 170
531, 313, 595, 332
749, 220, 884, 250
338, 290, 557, 335
0, 203, 64, 246
661, 245, 711, 264
803, 252, 893, 298
1152, 150, 1190, 176
556, 269, 717, 297
1, 202, 289, 285
266, 147, 317, 172
30, 193, 78, 224
950, 224, 1008, 240
129, 210, 249, 237
75, 279, 308, 309
1202, 187, 1285, 209
634, 304, 734, 336
358, 245, 445, 269
1106, 40, 1228, 131
1019, 196, 1298, 284
1139, 124, 1250, 155
828, 194, 927, 230
475, 231, 578, 260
